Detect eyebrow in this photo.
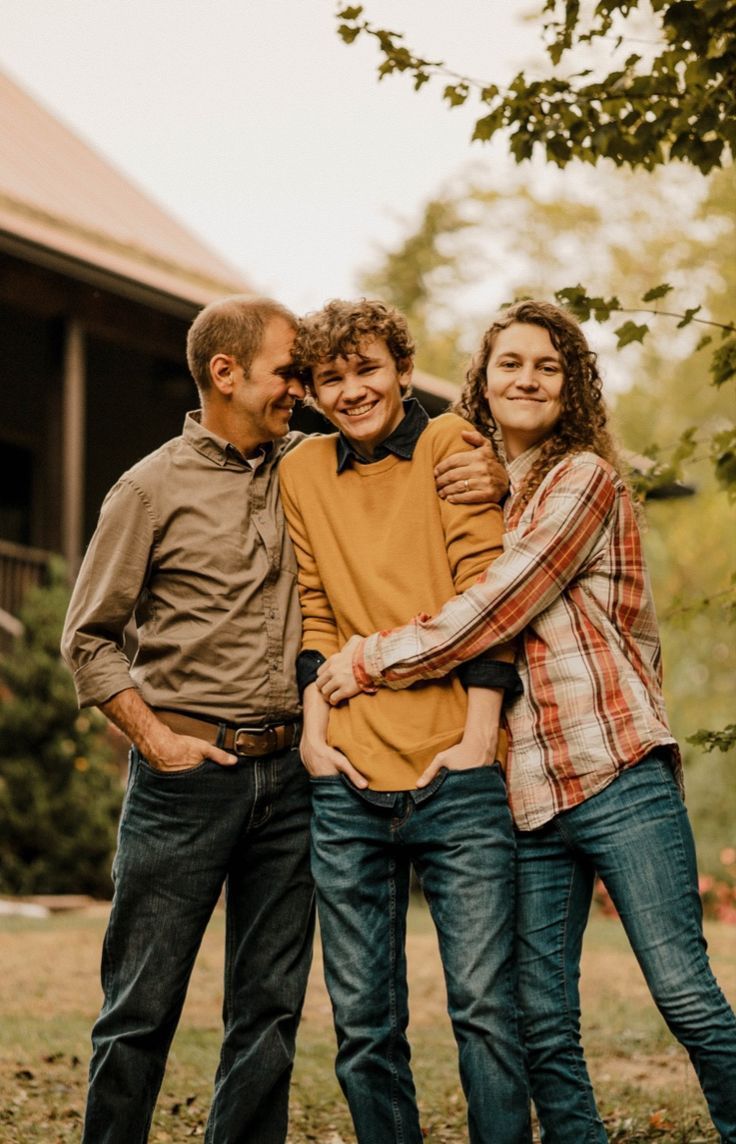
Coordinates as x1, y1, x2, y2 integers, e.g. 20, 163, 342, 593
313, 362, 341, 381
497, 351, 561, 363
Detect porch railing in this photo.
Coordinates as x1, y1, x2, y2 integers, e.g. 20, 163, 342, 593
0, 539, 53, 619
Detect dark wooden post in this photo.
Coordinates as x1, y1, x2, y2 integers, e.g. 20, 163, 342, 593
61, 318, 86, 574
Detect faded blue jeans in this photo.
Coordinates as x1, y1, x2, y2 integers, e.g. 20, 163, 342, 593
83, 746, 315, 1144
311, 765, 531, 1144
516, 751, 736, 1143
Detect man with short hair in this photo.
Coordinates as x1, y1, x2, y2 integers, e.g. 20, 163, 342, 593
279, 298, 531, 1143
62, 295, 313, 1144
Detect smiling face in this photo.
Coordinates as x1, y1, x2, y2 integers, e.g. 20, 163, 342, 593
311, 336, 410, 457
485, 322, 565, 459
229, 316, 304, 450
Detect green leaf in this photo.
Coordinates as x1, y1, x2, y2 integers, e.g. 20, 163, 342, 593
615, 319, 649, 348
337, 24, 361, 44
671, 426, 698, 465
676, 305, 702, 328
642, 283, 674, 303
472, 111, 503, 143
695, 334, 713, 352
337, 5, 363, 18
687, 725, 736, 753
710, 337, 736, 387
711, 426, 736, 497
443, 83, 469, 107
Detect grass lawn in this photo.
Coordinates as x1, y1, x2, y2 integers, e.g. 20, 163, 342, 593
0, 900, 733, 1142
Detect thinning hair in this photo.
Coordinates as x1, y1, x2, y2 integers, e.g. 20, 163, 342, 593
186, 295, 296, 396
292, 297, 415, 395
455, 299, 623, 510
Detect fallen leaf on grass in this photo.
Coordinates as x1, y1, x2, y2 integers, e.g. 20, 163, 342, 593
649, 1108, 674, 1130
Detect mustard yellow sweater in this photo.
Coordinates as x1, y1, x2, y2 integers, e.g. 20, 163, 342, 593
279, 413, 511, 789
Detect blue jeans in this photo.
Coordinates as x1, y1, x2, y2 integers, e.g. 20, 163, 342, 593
516, 751, 736, 1143
311, 765, 531, 1144
83, 746, 315, 1144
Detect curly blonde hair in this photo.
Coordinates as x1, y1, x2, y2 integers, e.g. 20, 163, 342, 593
292, 298, 415, 395
455, 300, 622, 510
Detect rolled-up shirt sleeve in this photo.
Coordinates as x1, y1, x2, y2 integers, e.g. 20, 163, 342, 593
61, 478, 155, 708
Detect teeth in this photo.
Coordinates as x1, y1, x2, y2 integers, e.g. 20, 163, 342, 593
343, 404, 375, 417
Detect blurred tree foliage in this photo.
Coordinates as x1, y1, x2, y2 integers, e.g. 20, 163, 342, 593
0, 560, 122, 897
358, 163, 735, 870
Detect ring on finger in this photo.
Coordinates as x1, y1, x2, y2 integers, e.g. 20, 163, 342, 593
464, 479, 470, 492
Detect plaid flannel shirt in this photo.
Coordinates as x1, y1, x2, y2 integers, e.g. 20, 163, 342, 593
356, 447, 680, 830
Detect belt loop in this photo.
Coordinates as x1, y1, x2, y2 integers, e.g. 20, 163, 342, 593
215, 722, 227, 750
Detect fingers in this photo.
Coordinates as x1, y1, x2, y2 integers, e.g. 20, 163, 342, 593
302, 744, 369, 789
416, 757, 444, 788
337, 758, 369, 789
435, 453, 483, 483
435, 444, 491, 501
209, 745, 239, 767
434, 466, 477, 501
438, 477, 489, 504
316, 665, 361, 704
461, 429, 486, 448
180, 737, 237, 768
320, 681, 353, 706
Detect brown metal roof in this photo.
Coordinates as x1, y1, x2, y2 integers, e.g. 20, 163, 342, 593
0, 69, 252, 306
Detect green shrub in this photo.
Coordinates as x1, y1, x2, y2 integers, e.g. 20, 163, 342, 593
0, 559, 122, 897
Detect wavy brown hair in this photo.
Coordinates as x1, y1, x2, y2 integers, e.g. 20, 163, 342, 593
292, 298, 415, 396
454, 300, 623, 510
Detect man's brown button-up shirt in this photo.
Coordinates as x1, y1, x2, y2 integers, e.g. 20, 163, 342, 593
62, 412, 303, 723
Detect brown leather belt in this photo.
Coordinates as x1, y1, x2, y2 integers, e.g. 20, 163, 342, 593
153, 709, 301, 757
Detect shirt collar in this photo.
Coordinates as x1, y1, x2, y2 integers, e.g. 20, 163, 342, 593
336, 398, 429, 473
507, 443, 545, 495
183, 410, 268, 470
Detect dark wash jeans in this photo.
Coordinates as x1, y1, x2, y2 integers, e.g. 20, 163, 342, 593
516, 752, 736, 1143
83, 746, 315, 1144
311, 765, 532, 1144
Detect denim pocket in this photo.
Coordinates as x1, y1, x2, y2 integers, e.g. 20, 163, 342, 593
137, 754, 213, 780
443, 762, 502, 779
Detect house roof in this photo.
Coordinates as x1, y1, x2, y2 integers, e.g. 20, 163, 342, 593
0, 69, 252, 307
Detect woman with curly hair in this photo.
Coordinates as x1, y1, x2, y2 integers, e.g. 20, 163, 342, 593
316, 300, 736, 1141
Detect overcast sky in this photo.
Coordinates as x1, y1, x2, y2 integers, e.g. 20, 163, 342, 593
2, 0, 541, 312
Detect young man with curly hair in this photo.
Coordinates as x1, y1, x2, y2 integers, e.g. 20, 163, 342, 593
278, 298, 531, 1144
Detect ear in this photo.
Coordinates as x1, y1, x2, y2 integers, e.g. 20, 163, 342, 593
209, 353, 238, 395
398, 362, 414, 393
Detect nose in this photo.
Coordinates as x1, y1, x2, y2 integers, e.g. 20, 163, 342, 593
287, 375, 306, 399
515, 363, 538, 390
341, 373, 367, 402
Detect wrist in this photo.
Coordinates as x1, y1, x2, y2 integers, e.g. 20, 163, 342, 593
460, 726, 499, 764
138, 719, 176, 764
